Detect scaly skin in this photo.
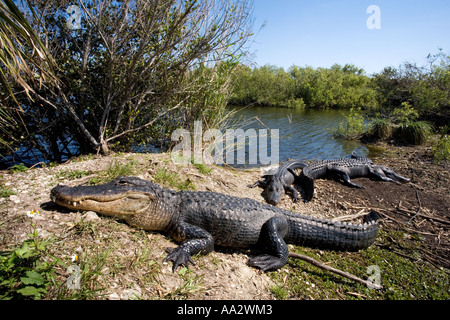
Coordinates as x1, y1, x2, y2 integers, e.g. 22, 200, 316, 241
298, 156, 410, 202
51, 176, 380, 272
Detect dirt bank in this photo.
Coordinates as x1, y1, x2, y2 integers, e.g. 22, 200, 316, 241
0, 143, 448, 299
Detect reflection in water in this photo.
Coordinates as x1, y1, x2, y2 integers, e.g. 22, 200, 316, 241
227, 106, 369, 167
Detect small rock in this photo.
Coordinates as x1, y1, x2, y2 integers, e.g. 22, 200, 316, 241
9, 195, 20, 204
121, 288, 142, 300
108, 293, 120, 300
83, 211, 100, 222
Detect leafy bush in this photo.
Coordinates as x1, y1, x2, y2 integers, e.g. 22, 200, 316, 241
333, 108, 367, 140
392, 102, 419, 123
286, 98, 306, 110
432, 134, 450, 163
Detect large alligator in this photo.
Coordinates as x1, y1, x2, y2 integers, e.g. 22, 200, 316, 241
51, 176, 380, 272
247, 159, 307, 205
296, 156, 410, 202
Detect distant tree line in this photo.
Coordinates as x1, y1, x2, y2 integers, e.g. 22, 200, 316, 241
230, 51, 450, 128
230, 63, 378, 110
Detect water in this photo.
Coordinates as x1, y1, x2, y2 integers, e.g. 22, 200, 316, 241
228, 106, 369, 165
1, 106, 373, 169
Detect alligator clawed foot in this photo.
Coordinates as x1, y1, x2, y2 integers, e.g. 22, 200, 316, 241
164, 247, 195, 272
248, 254, 287, 272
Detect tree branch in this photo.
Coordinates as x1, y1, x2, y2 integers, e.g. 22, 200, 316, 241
288, 252, 383, 290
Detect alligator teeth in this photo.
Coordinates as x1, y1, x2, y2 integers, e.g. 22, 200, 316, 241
73, 201, 78, 207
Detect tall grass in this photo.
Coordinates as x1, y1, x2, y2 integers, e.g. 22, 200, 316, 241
368, 118, 393, 141
393, 121, 432, 145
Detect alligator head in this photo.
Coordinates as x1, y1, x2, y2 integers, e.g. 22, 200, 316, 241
50, 176, 175, 229
264, 179, 284, 205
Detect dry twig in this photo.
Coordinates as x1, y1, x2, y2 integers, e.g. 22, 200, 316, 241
288, 252, 383, 289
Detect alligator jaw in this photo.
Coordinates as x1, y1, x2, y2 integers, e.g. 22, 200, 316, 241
51, 185, 155, 217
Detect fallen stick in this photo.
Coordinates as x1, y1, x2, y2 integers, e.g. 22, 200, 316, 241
288, 252, 382, 290
331, 209, 366, 222
406, 187, 422, 224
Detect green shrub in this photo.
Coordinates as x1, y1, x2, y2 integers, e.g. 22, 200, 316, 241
392, 102, 419, 123
333, 107, 367, 140
286, 98, 306, 110
8, 163, 28, 173
432, 134, 450, 163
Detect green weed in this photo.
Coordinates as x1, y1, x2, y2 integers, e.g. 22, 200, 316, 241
56, 170, 92, 180
193, 163, 212, 175
8, 163, 28, 173
154, 168, 196, 191
269, 229, 449, 300
166, 267, 205, 299
0, 218, 60, 299
88, 159, 139, 185
0, 184, 16, 198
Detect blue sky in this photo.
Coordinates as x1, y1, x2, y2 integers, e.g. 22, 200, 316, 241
249, 0, 450, 75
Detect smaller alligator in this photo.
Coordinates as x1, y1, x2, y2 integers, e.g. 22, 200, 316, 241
248, 159, 307, 205
296, 156, 410, 202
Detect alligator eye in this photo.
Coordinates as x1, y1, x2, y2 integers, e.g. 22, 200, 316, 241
116, 180, 131, 186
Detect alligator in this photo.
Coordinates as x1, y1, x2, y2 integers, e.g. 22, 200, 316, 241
50, 176, 380, 272
295, 156, 410, 202
247, 159, 307, 205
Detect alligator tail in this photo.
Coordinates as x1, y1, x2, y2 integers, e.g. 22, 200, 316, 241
286, 211, 380, 251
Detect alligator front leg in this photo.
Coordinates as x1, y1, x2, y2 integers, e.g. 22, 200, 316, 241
247, 180, 267, 188
248, 217, 289, 272
165, 222, 214, 272
284, 185, 300, 202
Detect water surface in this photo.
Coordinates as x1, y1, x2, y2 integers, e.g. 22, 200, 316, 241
228, 106, 369, 166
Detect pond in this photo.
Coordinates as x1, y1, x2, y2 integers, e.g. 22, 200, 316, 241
226, 106, 372, 166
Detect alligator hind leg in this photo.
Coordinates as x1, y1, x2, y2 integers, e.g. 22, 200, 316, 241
368, 168, 399, 183
248, 217, 289, 272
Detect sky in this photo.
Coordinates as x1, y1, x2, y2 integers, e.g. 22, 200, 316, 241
248, 0, 450, 75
